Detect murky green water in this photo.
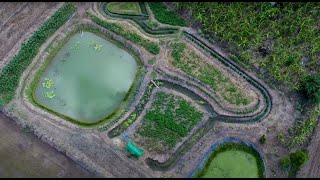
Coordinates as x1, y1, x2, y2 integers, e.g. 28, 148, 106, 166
202, 150, 259, 178
35, 32, 138, 123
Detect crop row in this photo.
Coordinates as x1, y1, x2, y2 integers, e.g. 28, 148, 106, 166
0, 3, 76, 106
170, 41, 252, 106
183, 32, 272, 123
136, 91, 203, 153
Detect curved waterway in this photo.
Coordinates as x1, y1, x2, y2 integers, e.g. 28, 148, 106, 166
34, 32, 138, 123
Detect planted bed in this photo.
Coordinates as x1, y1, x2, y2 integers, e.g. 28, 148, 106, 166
33, 32, 138, 124
192, 138, 265, 178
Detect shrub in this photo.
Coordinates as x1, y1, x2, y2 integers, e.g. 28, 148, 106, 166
281, 149, 309, 177
259, 134, 267, 144
301, 74, 320, 104
289, 149, 309, 169
281, 157, 290, 170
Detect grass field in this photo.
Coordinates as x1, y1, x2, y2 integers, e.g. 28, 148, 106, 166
106, 2, 142, 15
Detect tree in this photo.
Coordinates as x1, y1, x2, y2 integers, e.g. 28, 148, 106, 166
289, 149, 309, 169
301, 74, 320, 104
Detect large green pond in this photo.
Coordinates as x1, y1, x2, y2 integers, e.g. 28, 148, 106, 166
34, 32, 138, 123
200, 150, 259, 178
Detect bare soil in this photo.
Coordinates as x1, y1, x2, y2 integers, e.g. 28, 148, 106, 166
0, 112, 96, 178
0, 2, 61, 69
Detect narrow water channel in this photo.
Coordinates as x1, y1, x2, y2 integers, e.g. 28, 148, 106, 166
0, 112, 97, 178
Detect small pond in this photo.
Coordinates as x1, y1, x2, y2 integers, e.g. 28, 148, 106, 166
192, 139, 265, 178
34, 32, 138, 123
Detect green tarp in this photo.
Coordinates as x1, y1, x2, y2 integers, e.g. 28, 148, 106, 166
126, 141, 144, 157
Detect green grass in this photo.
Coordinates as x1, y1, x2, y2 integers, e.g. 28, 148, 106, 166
107, 2, 142, 15
0, 3, 76, 106
148, 2, 187, 27
86, 12, 160, 55
135, 91, 203, 153
170, 42, 252, 106
175, 2, 320, 91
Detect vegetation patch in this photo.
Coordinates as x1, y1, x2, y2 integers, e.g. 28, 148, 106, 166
107, 2, 142, 15
148, 2, 187, 27
135, 91, 203, 154
175, 2, 320, 91
281, 149, 309, 177
0, 2, 76, 106
86, 12, 160, 55
289, 104, 320, 148
170, 42, 253, 106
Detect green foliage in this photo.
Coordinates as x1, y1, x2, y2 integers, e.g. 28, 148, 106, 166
137, 91, 203, 153
281, 157, 290, 170
170, 42, 252, 106
289, 105, 320, 147
148, 2, 187, 26
278, 132, 286, 144
301, 74, 320, 104
0, 3, 76, 106
86, 12, 160, 55
176, 2, 320, 90
197, 100, 205, 105
150, 71, 157, 79
42, 78, 54, 89
281, 149, 309, 177
259, 134, 267, 144
45, 91, 55, 99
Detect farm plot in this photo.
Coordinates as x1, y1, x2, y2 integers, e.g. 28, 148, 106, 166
0, 2, 59, 68
133, 91, 203, 154
169, 42, 254, 106
106, 2, 142, 15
